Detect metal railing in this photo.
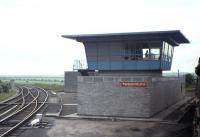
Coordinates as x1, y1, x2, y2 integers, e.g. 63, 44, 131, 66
73, 60, 88, 70
122, 53, 160, 60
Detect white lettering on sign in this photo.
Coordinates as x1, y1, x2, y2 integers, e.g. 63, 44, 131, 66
120, 82, 147, 87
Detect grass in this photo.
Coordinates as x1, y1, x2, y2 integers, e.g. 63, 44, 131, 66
31, 83, 64, 92
186, 87, 195, 92
185, 83, 195, 97
186, 83, 196, 92
0, 76, 64, 92
0, 90, 16, 102
0, 76, 64, 85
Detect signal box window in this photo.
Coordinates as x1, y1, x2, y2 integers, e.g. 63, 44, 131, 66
150, 49, 160, 60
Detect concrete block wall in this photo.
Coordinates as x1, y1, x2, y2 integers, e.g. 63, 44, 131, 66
98, 70, 162, 76
78, 76, 152, 117
150, 77, 185, 115
77, 76, 185, 117
64, 71, 81, 93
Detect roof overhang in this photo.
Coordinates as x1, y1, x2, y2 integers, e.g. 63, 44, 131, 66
62, 30, 190, 46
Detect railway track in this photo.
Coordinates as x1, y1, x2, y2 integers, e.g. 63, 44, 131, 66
0, 86, 48, 137
0, 87, 29, 122
0, 87, 25, 113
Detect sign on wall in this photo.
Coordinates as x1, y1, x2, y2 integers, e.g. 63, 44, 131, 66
120, 82, 147, 87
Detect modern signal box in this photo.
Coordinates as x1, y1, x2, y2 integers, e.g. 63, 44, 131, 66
63, 30, 189, 118
63, 30, 189, 71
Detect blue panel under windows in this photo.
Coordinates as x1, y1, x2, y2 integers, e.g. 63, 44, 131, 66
149, 61, 160, 69
123, 61, 137, 70
137, 61, 150, 70
110, 61, 123, 70
88, 60, 162, 70
88, 61, 98, 70
98, 61, 110, 70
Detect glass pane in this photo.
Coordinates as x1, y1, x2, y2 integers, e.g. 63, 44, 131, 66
150, 49, 160, 60
164, 42, 168, 55
168, 45, 172, 57
151, 49, 160, 54
135, 46, 142, 60
124, 45, 129, 60
171, 46, 174, 57
143, 49, 149, 59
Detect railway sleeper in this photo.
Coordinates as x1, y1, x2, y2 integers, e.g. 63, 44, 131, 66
8, 129, 26, 137
0, 123, 18, 127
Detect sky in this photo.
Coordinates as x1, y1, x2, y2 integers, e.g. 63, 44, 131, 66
0, 0, 199, 75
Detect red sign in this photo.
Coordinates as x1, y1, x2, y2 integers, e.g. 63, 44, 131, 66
120, 82, 147, 87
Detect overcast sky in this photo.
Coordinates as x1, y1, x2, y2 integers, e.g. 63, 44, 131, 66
0, 0, 199, 75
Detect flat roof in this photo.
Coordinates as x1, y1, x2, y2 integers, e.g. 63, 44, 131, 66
62, 30, 190, 46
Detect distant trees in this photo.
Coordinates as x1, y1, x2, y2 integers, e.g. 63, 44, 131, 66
195, 57, 200, 76
0, 81, 12, 93
0, 85, 3, 93
185, 73, 195, 87
186, 57, 200, 88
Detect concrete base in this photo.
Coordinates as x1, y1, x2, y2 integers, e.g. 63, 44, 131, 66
61, 97, 192, 123
77, 75, 185, 118
64, 71, 81, 93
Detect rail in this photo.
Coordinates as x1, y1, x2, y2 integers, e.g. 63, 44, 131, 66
0, 86, 30, 114
0, 86, 48, 137
0, 87, 29, 123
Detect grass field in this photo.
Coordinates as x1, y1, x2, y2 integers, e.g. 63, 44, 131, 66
0, 91, 16, 102
186, 84, 196, 92
0, 76, 64, 92
0, 76, 64, 85
31, 83, 64, 92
